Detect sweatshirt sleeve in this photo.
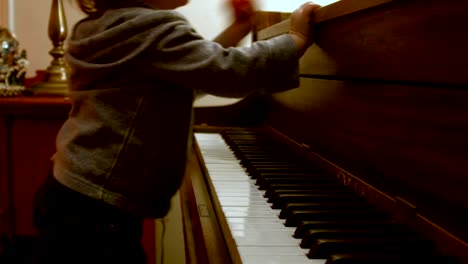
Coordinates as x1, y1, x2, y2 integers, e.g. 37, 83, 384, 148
143, 14, 300, 98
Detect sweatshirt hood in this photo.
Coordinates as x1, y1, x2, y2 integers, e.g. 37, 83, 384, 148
66, 7, 186, 71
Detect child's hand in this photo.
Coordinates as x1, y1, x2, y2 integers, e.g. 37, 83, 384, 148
230, 0, 255, 22
289, 2, 321, 56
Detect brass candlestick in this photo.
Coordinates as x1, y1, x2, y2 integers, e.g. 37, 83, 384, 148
29, 0, 69, 96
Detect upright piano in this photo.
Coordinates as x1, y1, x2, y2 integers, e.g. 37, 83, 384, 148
180, 0, 468, 263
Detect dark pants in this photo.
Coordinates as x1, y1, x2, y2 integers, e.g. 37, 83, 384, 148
33, 175, 146, 264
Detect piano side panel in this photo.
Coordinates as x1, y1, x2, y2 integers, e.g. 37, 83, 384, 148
180, 149, 233, 264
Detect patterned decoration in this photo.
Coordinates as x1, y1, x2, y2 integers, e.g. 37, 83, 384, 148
0, 26, 29, 96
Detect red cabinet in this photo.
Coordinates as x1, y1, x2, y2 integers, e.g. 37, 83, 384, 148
0, 96, 69, 237
0, 96, 155, 263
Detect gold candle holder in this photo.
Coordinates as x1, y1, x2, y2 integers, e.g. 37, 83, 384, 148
29, 0, 69, 96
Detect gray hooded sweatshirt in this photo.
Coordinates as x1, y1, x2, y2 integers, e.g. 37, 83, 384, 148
53, 6, 300, 218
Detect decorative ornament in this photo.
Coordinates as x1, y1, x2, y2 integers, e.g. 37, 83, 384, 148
0, 26, 29, 96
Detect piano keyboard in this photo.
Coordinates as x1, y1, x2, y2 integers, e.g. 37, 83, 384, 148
194, 132, 326, 264
194, 130, 457, 264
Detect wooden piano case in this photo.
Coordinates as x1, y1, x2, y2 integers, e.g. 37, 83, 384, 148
182, 0, 468, 263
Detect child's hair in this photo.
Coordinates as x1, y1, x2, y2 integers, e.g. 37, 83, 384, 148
75, 0, 145, 15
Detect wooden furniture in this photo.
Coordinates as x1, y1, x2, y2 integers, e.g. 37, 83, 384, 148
181, 0, 468, 263
0, 96, 70, 238
0, 96, 155, 264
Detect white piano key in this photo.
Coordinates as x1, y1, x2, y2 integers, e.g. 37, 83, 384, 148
203, 160, 238, 164
228, 222, 295, 232
231, 230, 300, 246
194, 132, 323, 264
216, 192, 264, 198
241, 255, 326, 264
208, 173, 248, 178
214, 189, 260, 197
222, 207, 278, 218
209, 174, 248, 178
238, 246, 309, 256
218, 199, 270, 207
215, 191, 259, 198
207, 165, 243, 168
211, 181, 256, 187
222, 205, 278, 213
217, 195, 269, 204
227, 217, 284, 225
208, 168, 244, 171
212, 182, 256, 189
207, 167, 245, 171
210, 178, 249, 182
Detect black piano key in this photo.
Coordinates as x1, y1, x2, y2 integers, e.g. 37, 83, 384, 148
246, 163, 318, 169
272, 193, 365, 209
267, 189, 352, 201
244, 161, 313, 166
300, 227, 417, 248
238, 154, 289, 160
259, 178, 336, 190
219, 130, 456, 263
255, 172, 329, 181
230, 144, 277, 148
234, 144, 283, 148
279, 202, 375, 219
294, 220, 405, 238
258, 177, 337, 190
285, 209, 391, 227
251, 169, 324, 177
227, 137, 276, 141
266, 184, 344, 198
250, 168, 325, 179
233, 147, 285, 152
256, 172, 329, 178
234, 150, 287, 155
241, 158, 304, 167
327, 253, 460, 264
240, 157, 306, 167
240, 154, 314, 160
245, 163, 321, 174
307, 237, 435, 259
245, 161, 311, 167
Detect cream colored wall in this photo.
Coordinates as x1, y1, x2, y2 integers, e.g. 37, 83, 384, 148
155, 192, 185, 264
11, 0, 85, 78
0, 0, 9, 27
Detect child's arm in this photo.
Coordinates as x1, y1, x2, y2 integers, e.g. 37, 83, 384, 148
213, 20, 252, 48
213, 0, 255, 48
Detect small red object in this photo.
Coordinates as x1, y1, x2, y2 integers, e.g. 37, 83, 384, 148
230, 0, 253, 21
